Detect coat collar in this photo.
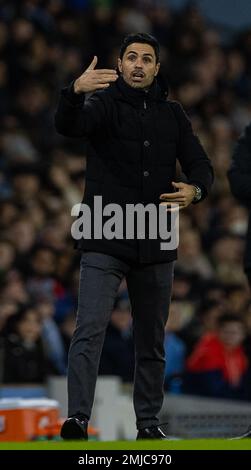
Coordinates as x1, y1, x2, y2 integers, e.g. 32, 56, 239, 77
107, 74, 168, 106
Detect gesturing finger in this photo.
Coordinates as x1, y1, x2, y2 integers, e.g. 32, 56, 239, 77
160, 192, 183, 200
95, 69, 118, 75
95, 83, 111, 89
95, 76, 118, 84
160, 195, 185, 203
86, 56, 98, 71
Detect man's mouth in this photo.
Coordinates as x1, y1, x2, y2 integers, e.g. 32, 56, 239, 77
132, 71, 145, 80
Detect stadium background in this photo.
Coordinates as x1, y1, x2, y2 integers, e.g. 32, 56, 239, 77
1, 0, 251, 440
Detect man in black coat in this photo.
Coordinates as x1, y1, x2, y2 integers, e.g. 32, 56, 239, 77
56, 33, 214, 440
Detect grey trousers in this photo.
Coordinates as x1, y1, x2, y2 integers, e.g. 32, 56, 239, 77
68, 252, 174, 429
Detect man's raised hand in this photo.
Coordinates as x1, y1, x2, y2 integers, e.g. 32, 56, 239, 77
73, 56, 118, 94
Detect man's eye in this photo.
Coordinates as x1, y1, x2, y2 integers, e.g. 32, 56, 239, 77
128, 56, 136, 61
144, 58, 151, 63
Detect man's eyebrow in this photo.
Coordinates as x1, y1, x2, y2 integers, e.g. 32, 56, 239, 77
126, 50, 154, 58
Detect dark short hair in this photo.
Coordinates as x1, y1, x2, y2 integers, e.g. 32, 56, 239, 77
217, 313, 243, 328
119, 33, 160, 63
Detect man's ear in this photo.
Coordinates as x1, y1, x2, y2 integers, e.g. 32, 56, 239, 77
118, 58, 122, 73
154, 62, 160, 77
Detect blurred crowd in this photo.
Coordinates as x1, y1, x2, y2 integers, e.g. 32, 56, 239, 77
1, 0, 251, 401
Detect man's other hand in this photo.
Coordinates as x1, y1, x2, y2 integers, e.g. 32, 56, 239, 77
159, 181, 196, 210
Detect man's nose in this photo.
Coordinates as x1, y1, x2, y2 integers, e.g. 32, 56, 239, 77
135, 58, 144, 68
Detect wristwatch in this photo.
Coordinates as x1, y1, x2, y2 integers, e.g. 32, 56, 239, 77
192, 185, 202, 202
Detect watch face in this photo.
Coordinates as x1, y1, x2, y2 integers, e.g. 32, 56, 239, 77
196, 188, 201, 200
194, 186, 201, 201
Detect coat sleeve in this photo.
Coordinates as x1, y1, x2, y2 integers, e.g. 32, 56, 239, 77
228, 123, 251, 206
54, 81, 106, 138
170, 101, 214, 201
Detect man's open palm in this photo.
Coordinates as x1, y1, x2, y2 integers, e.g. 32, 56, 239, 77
74, 56, 118, 94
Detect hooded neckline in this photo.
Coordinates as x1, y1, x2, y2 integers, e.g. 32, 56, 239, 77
107, 74, 168, 106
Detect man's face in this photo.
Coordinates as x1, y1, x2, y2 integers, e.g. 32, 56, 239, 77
118, 42, 160, 89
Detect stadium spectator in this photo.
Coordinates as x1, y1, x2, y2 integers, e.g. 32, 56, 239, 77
184, 314, 250, 401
